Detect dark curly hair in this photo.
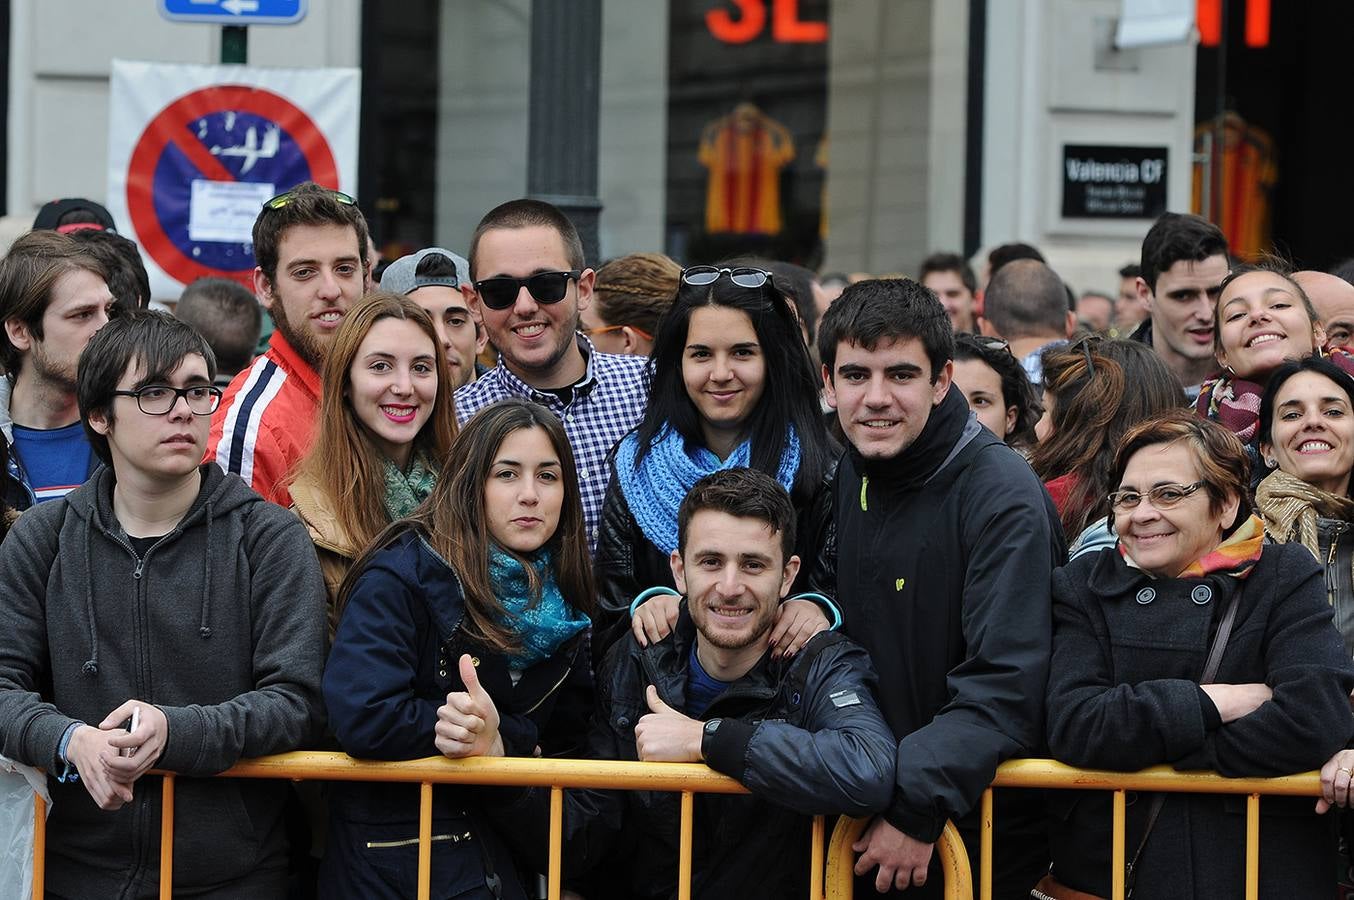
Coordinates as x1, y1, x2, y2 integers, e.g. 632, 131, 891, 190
952, 333, 1041, 447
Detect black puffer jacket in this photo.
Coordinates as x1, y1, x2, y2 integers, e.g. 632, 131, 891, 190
490, 604, 896, 900
1046, 542, 1354, 899
593, 445, 836, 663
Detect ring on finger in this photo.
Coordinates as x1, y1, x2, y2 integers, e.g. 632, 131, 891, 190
1339, 766, 1354, 776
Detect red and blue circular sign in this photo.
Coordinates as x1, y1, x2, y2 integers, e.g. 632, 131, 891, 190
125, 84, 339, 288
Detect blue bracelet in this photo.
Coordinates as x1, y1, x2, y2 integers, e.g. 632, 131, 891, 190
628, 585, 682, 619
785, 591, 843, 631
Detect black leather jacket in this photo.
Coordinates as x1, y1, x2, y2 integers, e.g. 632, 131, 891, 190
489, 604, 896, 900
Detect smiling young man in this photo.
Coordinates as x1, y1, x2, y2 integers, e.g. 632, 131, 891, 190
454, 199, 648, 550
1132, 212, 1230, 398
0, 311, 326, 899
812, 279, 1063, 898
469, 468, 894, 900
0, 230, 116, 508
207, 182, 369, 506
380, 246, 487, 388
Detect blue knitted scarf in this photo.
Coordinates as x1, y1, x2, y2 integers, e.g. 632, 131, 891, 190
614, 425, 801, 556
488, 545, 589, 670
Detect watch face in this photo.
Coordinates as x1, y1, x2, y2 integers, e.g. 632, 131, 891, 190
704, 718, 720, 734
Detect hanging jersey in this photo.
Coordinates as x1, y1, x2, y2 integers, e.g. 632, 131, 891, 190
699, 103, 795, 235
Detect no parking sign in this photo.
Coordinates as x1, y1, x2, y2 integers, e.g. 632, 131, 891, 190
107, 60, 359, 301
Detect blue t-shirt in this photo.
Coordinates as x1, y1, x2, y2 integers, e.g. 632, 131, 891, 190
685, 642, 731, 719
11, 422, 94, 502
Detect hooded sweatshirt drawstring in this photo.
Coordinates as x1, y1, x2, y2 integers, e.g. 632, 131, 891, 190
198, 503, 214, 639
81, 534, 99, 676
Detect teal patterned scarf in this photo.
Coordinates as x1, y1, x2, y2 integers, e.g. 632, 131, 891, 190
489, 546, 589, 669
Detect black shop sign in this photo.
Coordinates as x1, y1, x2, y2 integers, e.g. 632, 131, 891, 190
1061, 145, 1168, 219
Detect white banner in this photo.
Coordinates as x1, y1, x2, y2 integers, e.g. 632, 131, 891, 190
106, 60, 359, 301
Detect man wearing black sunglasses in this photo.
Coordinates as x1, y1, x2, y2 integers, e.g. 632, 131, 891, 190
454, 199, 648, 551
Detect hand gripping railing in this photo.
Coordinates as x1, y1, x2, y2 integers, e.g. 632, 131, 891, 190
24, 751, 966, 900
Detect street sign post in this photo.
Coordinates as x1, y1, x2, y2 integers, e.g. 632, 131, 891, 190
158, 0, 307, 26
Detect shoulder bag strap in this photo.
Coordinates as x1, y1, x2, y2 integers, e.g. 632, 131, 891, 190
1125, 581, 1244, 897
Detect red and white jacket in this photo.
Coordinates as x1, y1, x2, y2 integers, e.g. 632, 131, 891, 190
206, 330, 320, 507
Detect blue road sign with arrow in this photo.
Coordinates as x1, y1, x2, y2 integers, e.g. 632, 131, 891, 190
159, 0, 307, 26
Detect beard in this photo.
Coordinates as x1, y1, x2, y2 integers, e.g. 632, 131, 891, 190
267, 294, 327, 371
28, 338, 78, 392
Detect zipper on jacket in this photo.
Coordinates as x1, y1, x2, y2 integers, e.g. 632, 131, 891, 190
523, 663, 573, 715
1326, 522, 1349, 605
366, 830, 472, 849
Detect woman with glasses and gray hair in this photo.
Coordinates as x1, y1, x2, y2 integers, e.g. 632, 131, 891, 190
592, 265, 839, 663
1040, 410, 1354, 900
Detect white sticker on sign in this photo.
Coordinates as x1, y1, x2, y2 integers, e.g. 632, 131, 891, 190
188, 180, 275, 243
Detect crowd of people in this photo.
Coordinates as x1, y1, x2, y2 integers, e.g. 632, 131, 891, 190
1, 184, 1353, 900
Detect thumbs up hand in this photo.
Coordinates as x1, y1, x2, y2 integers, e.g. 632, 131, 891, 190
436, 654, 504, 759
634, 685, 704, 762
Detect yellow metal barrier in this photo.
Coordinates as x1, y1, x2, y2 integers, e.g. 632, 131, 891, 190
980, 760, 1322, 900
26, 754, 1321, 900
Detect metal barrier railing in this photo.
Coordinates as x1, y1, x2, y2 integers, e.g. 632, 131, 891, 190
979, 759, 1322, 900
27, 754, 1318, 900
23, 751, 964, 900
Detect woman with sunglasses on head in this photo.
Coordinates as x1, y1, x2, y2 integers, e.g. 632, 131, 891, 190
321, 399, 594, 900
951, 333, 1042, 449
1032, 338, 1186, 556
1199, 263, 1354, 477
594, 265, 839, 662
289, 292, 458, 631
1042, 410, 1354, 900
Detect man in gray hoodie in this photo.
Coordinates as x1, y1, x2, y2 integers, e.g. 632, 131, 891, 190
0, 310, 327, 899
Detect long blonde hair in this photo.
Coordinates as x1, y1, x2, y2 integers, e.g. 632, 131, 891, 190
292, 291, 457, 550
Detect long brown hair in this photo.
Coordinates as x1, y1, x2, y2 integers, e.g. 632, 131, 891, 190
1031, 338, 1187, 538
292, 291, 457, 551
339, 399, 595, 653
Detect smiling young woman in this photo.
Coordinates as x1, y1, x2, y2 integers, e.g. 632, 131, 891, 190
1255, 356, 1354, 656
593, 266, 838, 663
1198, 264, 1354, 478
288, 291, 458, 630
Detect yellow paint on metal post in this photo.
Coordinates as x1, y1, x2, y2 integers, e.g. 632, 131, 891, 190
160, 775, 175, 900
32, 794, 45, 900
417, 782, 432, 900
549, 787, 564, 899
1245, 793, 1260, 900
678, 791, 695, 900
1111, 789, 1125, 900
980, 788, 993, 900
810, 815, 825, 900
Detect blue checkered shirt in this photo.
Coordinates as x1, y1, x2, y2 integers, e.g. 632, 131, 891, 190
454, 336, 650, 553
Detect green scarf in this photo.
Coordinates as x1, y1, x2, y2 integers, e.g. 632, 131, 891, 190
382, 453, 437, 520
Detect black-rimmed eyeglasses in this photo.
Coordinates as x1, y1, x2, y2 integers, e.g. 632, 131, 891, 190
112, 384, 223, 416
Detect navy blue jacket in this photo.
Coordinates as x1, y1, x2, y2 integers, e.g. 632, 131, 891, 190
320, 529, 591, 900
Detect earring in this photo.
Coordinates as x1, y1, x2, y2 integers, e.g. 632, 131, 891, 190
1263, 457, 1276, 468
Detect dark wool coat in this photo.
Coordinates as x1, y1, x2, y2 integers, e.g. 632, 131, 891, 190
1046, 542, 1354, 900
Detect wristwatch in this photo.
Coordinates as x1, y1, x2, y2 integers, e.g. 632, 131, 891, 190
703, 718, 722, 736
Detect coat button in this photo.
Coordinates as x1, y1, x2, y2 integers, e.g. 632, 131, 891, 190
439, 669, 447, 677
1135, 587, 1156, 605
617, 716, 629, 727
1191, 585, 1213, 605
